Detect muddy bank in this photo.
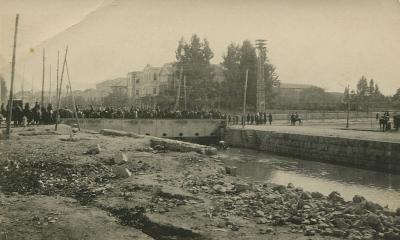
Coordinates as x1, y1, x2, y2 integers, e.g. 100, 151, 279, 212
0, 125, 399, 240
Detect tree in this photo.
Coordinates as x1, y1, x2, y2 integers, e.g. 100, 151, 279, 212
392, 88, 400, 109
175, 34, 215, 109
0, 75, 7, 103
221, 40, 279, 110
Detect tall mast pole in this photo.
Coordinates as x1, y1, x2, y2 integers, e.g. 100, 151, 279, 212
6, 14, 19, 139
55, 46, 68, 131
183, 75, 186, 111
242, 69, 248, 128
41, 48, 45, 107
65, 60, 80, 131
48, 64, 51, 104
56, 51, 59, 106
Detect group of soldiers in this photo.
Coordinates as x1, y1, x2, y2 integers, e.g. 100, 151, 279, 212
377, 111, 400, 131
0, 102, 56, 127
226, 112, 273, 126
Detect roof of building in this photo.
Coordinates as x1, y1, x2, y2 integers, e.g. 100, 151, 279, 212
96, 77, 127, 88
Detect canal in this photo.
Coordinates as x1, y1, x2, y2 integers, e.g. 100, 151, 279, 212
221, 148, 400, 209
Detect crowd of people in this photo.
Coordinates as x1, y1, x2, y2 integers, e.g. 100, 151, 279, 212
0, 102, 56, 127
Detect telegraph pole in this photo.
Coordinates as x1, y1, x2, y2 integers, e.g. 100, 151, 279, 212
41, 48, 45, 108
48, 64, 51, 104
6, 14, 19, 139
255, 39, 266, 113
65, 60, 80, 131
242, 69, 249, 128
346, 84, 350, 129
183, 75, 187, 110
56, 51, 59, 105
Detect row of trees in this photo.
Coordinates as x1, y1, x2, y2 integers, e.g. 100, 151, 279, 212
156, 35, 279, 111
344, 76, 393, 111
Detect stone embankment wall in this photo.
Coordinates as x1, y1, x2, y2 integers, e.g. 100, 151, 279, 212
62, 118, 222, 138
224, 128, 400, 173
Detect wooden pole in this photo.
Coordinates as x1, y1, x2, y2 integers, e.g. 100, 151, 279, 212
41, 48, 45, 108
183, 75, 186, 111
65, 60, 80, 131
56, 51, 59, 106
55, 46, 68, 131
6, 14, 19, 139
242, 69, 248, 128
346, 84, 350, 129
48, 64, 51, 104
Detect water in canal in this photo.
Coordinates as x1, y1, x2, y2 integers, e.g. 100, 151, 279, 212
221, 148, 400, 209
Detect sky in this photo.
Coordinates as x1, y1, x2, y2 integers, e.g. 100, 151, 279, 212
0, 0, 400, 95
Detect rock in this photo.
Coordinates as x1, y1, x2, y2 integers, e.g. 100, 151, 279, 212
225, 166, 237, 176
287, 182, 295, 188
234, 182, 250, 192
272, 185, 287, 194
290, 216, 303, 225
332, 229, 347, 237
365, 201, 383, 212
304, 228, 316, 236
396, 208, 400, 216
113, 166, 132, 178
353, 195, 366, 203
255, 210, 265, 217
115, 152, 128, 165
259, 227, 273, 234
364, 213, 383, 231
256, 218, 268, 224
213, 185, 226, 194
86, 144, 101, 155
328, 191, 345, 203
301, 191, 312, 200
230, 225, 239, 231
383, 231, 399, 240
311, 191, 324, 199
333, 218, 350, 229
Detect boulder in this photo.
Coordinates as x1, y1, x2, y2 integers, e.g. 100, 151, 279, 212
115, 152, 128, 165
353, 195, 366, 203
113, 166, 132, 178
301, 191, 312, 200
311, 192, 324, 199
86, 144, 101, 154
328, 191, 345, 203
225, 166, 237, 176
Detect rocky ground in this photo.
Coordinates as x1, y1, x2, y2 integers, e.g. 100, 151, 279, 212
0, 125, 399, 240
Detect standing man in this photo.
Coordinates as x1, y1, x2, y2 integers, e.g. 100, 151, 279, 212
268, 112, 273, 125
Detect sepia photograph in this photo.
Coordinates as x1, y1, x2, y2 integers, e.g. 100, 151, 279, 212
0, 0, 400, 239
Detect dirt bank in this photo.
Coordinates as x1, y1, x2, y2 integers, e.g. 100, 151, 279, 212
0, 125, 399, 240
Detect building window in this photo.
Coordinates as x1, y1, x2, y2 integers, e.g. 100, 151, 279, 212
153, 88, 157, 94
136, 90, 139, 95
153, 73, 157, 81
136, 79, 140, 84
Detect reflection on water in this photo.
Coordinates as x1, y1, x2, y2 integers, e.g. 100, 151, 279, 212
222, 148, 400, 209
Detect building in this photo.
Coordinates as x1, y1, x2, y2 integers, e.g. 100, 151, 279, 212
279, 83, 317, 99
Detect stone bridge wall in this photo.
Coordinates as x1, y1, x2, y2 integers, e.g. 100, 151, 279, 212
224, 128, 400, 173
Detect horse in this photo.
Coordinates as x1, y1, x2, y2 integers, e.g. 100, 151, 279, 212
379, 116, 389, 132
291, 116, 302, 126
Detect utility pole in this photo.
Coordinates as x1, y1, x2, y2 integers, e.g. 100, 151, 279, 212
255, 39, 266, 113
242, 69, 249, 128
346, 84, 350, 129
183, 75, 187, 111
56, 51, 59, 105
21, 65, 25, 102
48, 64, 51, 104
6, 14, 19, 139
55, 46, 68, 131
41, 48, 45, 108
